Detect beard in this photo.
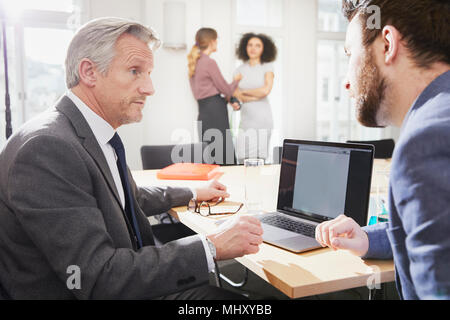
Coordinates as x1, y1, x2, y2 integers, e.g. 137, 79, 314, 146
354, 48, 389, 128
117, 97, 146, 125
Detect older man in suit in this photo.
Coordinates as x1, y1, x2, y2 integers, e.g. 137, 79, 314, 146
315, 0, 450, 299
0, 18, 263, 299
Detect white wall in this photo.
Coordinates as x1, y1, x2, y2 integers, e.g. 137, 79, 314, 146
143, 0, 203, 148
284, 0, 317, 140
87, 0, 319, 170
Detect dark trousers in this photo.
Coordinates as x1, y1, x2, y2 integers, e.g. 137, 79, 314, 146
197, 95, 236, 165
0, 282, 10, 300
152, 222, 246, 300
155, 284, 246, 300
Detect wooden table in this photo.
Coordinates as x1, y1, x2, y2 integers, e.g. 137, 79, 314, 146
132, 159, 394, 299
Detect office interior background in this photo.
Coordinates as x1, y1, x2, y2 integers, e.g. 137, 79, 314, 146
0, 0, 400, 170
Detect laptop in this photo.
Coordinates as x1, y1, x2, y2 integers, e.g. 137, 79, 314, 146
256, 139, 374, 253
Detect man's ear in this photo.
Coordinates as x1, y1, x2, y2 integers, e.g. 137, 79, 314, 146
78, 58, 97, 87
381, 25, 401, 65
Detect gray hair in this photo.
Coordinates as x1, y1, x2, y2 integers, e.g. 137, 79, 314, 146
65, 17, 161, 88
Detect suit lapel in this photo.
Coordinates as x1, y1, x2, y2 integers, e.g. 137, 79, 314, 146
55, 96, 123, 210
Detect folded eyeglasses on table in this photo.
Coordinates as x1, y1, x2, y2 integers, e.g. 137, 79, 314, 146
187, 197, 243, 217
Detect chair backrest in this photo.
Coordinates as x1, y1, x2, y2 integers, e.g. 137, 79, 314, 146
346, 139, 395, 159
272, 146, 283, 164
141, 142, 212, 170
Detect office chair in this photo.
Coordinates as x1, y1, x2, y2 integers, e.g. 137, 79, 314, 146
140, 142, 210, 170
346, 139, 395, 159
272, 146, 283, 164
140, 142, 248, 289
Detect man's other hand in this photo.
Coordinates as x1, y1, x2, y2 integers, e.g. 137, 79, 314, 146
315, 215, 369, 257
196, 180, 230, 202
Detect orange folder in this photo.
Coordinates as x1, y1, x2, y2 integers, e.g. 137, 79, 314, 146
157, 163, 221, 181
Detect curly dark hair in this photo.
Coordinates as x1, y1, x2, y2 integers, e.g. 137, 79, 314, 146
236, 33, 277, 63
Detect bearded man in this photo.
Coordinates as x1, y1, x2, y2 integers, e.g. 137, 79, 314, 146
315, 0, 450, 300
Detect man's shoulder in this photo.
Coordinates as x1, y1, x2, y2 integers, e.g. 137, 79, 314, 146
0, 100, 80, 169
0, 103, 84, 196
397, 90, 450, 155
10, 108, 75, 147
410, 89, 450, 124
391, 89, 450, 192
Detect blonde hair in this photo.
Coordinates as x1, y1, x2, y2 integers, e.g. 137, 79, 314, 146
187, 28, 218, 78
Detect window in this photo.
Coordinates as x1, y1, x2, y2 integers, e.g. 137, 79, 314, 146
23, 27, 73, 120
232, 0, 286, 162
321, 77, 329, 102
5, 0, 76, 13
316, 0, 384, 142
316, 40, 352, 142
236, 0, 283, 28
0, 0, 81, 148
318, 0, 348, 33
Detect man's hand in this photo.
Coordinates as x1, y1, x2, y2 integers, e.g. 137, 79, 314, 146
207, 216, 264, 260
315, 215, 369, 257
195, 180, 230, 202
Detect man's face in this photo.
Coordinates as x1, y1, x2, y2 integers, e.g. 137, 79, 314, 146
94, 33, 155, 129
344, 15, 389, 127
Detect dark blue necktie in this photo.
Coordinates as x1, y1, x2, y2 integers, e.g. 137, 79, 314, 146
109, 133, 143, 249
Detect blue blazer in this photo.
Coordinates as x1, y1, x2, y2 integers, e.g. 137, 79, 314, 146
362, 71, 450, 300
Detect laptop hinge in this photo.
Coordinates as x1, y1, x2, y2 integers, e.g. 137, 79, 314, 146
277, 209, 325, 224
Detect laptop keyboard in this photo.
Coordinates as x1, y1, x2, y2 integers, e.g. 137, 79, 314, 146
259, 214, 317, 238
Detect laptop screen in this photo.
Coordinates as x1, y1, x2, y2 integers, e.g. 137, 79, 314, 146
277, 139, 374, 226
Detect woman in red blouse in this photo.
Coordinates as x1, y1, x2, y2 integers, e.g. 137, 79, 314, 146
188, 28, 241, 165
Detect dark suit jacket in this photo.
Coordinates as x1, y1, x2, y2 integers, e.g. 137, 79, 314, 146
362, 71, 450, 299
0, 96, 209, 299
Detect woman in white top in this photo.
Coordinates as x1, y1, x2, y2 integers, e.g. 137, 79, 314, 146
233, 33, 277, 163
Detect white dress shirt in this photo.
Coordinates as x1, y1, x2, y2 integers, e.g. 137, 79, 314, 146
66, 91, 215, 272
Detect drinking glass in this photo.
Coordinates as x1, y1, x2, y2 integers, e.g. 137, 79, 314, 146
244, 158, 264, 213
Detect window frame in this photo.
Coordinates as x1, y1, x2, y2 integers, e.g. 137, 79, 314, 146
0, 0, 85, 131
